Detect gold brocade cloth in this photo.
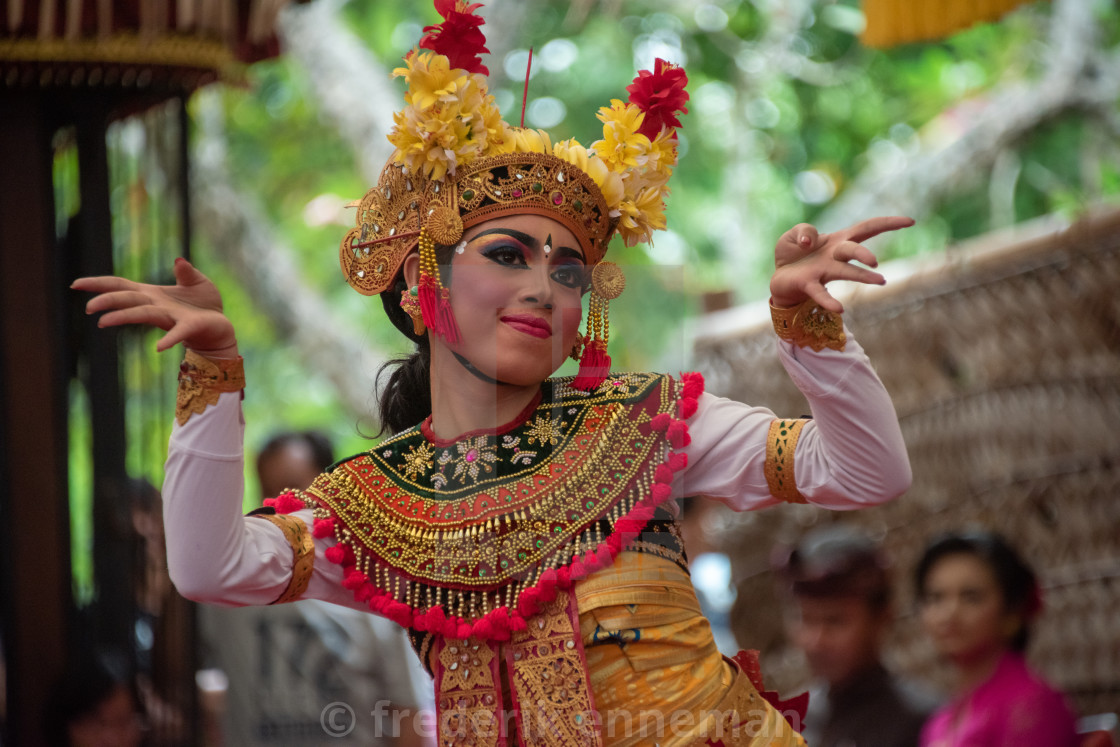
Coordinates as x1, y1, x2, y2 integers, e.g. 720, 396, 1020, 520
578, 552, 808, 747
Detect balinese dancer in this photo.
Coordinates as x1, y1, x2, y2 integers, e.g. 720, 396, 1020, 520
75, 3, 913, 744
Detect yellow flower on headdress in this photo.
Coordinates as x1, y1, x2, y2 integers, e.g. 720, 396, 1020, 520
508, 127, 553, 154
478, 97, 511, 153
643, 128, 679, 179
389, 51, 498, 180
594, 100, 649, 173
393, 51, 468, 110
616, 186, 667, 247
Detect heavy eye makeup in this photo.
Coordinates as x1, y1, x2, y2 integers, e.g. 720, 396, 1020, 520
475, 236, 586, 289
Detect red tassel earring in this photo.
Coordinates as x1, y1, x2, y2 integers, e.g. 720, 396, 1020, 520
571, 261, 625, 391
417, 205, 464, 344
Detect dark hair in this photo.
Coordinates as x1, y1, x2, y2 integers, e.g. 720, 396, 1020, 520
914, 530, 1039, 653
43, 648, 137, 747
375, 242, 456, 436
257, 430, 335, 473
776, 524, 892, 611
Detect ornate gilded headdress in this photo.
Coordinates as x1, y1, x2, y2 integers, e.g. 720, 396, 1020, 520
339, 0, 688, 390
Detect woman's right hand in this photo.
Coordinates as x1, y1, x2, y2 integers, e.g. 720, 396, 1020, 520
72, 257, 239, 358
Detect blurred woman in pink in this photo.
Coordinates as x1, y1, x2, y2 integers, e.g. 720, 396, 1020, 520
916, 530, 1078, 747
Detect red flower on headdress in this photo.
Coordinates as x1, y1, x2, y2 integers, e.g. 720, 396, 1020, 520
419, 0, 491, 75
626, 58, 690, 139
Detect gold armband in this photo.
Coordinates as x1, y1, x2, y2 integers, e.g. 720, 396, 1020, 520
764, 418, 809, 504
770, 299, 846, 352
176, 349, 246, 425
252, 512, 314, 605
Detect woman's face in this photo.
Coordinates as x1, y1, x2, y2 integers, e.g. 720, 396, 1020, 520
442, 214, 586, 386
919, 552, 1019, 665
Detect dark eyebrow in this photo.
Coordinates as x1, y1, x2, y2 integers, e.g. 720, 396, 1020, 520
554, 246, 585, 263
470, 228, 585, 263
470, 228, 538, 248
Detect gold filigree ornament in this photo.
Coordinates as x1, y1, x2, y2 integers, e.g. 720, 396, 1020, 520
424, 202, 465, 246
770, 298, 847, 352
591, 261, 625, 300
175, 349, 245, 425
339, 163, 425, 297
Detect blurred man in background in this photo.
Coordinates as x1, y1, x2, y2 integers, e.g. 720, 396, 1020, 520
776, 524, 938, 747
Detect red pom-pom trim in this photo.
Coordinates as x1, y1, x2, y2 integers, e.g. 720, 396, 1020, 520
273, 492, 306, 514
312, 517, 336, 538
667, 419, 690, 448
680, 371, 705, 400
556, 567, 572, 589
678, 396, 698, 419
342, 570, 368, 590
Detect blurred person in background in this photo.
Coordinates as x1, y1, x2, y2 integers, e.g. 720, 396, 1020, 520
44, 649, 144, 747
916, 530, 1078, 747
256, 430, 335, 500
777, 523, 938, 747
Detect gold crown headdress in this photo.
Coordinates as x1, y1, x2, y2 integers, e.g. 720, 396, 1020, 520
339, 0, 689, 390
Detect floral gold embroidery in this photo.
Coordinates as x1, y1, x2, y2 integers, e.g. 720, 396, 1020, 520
501, 435, 537, 465
440, 436, 500, 484
525, 414, 565, 446
401, 442, 435, 480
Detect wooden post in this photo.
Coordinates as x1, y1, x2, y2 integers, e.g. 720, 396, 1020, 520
0, 91, 72, 747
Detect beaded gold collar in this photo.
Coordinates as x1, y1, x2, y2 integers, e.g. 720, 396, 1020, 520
296, 371, 704, 642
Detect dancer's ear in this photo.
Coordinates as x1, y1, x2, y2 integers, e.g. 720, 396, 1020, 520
403, 251, 421, 288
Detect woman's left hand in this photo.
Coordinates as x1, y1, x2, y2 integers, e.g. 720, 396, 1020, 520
769, 216, 914, 312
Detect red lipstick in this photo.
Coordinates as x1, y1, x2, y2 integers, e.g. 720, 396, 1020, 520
501, 314, 552, 338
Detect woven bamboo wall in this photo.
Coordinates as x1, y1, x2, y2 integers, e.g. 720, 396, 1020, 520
691, 206, 1120, 716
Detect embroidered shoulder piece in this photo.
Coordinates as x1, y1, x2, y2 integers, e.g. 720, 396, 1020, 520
303, 371, 705, 642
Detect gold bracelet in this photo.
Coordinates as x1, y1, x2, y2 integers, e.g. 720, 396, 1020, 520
252, 512, 314, 605
176, 349, 246, 425
764, 418, 809, 504
770, 298, 846, 352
